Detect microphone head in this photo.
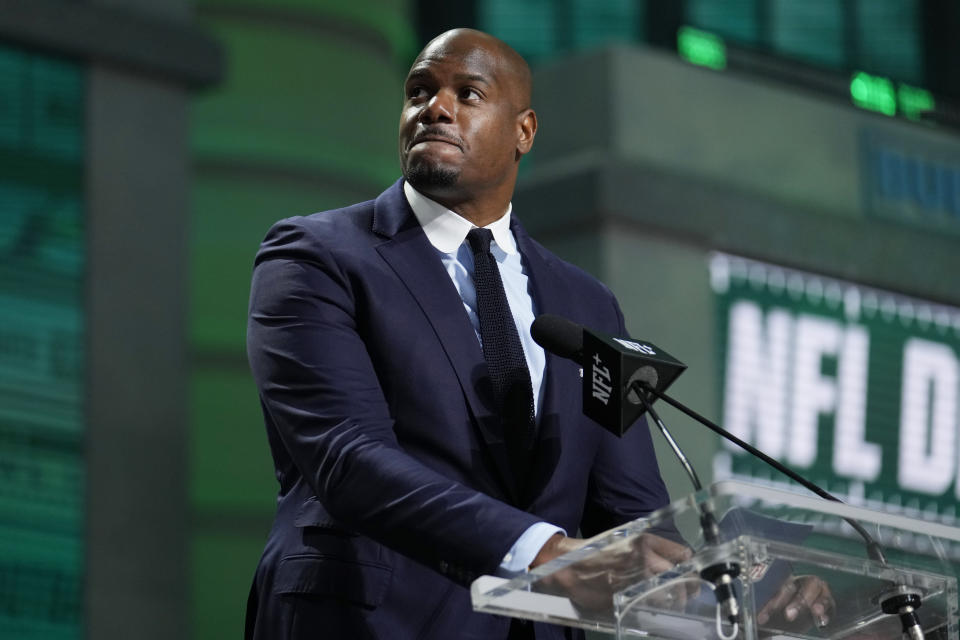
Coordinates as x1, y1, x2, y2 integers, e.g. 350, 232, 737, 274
532, 313, 687, 438
531, 314, 583, 362
581, 331, 687, 437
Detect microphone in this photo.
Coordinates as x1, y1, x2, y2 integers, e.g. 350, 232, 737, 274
530, 314, 686, 436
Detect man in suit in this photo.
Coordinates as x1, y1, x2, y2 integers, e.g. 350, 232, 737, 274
243, 28, 690, 640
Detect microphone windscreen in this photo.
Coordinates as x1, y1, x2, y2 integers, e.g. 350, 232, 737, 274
531, 314, 583, 361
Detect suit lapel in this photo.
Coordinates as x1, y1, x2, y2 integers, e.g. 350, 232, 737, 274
373, 182, 521, 504
512, 219, 582, 503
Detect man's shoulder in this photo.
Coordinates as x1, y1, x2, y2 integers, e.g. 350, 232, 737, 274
516, 229, 624, 332
269, 197, 377, 241
522, 233, 616, 298
250, 196, 389, 271
258, 179, 409, 251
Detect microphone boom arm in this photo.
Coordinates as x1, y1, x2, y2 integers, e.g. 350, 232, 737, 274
635, 381, 888, 565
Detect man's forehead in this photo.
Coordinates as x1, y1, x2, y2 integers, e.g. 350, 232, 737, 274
404, 29, 531, 107
407, 43, 502, 82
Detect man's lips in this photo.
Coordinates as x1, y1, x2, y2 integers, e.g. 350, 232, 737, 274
409, 133, 464, 150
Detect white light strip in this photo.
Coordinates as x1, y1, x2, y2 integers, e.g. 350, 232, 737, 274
709, 252, 960, 333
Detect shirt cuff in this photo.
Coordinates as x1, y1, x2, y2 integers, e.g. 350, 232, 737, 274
499, 522, 566, 573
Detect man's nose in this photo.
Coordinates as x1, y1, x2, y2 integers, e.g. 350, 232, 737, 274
420, 90, 454, 123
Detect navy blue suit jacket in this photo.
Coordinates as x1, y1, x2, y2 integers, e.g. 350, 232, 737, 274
245, 180, 669, 639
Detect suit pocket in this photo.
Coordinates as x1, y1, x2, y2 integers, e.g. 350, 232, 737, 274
274, 554, 393, 608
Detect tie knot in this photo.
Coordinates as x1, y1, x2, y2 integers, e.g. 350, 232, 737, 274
466, 227, 493, 255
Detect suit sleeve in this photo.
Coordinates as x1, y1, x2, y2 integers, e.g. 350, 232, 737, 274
247, 218, 540, 579
580, 293, 671, 537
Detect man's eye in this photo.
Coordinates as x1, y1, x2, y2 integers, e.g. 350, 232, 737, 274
460, 87, 482, 100
407, 86, 428, 99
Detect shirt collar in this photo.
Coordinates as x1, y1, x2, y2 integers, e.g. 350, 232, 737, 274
403, 181, 517, 255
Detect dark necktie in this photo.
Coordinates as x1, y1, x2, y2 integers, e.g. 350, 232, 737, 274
466, 228, 536, 473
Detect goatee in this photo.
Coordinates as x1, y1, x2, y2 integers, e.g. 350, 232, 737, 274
403, 161, 460, 190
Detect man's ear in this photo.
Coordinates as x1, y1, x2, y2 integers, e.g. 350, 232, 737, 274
516, 108, 537, 158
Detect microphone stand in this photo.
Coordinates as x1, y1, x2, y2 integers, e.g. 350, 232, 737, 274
634, 391, 741, 638
634, 381, 926, 639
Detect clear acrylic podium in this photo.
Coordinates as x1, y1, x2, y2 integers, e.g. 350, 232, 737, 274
472, 481, 960, 639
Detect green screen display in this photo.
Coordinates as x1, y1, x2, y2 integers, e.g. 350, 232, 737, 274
0, 44, 84, 639
712, 253, 960, 560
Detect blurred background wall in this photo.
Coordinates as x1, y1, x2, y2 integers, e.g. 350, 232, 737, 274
1, 0, 959, 638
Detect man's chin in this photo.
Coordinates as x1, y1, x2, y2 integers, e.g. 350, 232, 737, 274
403, 162, 460, 191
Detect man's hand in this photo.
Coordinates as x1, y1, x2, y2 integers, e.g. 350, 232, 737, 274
531, 533, 696, 615
530, 533, 584, 569
757, 575, 835, 630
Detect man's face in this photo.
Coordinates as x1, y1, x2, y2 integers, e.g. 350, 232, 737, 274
399, 32, 529, 202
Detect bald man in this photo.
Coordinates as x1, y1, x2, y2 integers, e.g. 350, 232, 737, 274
244, 29, 676, 640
